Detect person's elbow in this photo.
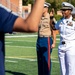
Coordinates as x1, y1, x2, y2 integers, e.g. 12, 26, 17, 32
25, 21, 39, 32
27, 25, 38, 32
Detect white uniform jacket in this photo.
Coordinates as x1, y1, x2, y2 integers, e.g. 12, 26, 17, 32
55, 16, 75, 50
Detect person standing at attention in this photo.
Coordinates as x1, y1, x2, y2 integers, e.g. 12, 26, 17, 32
0, 0, 45, 75
36, 2, 56, 75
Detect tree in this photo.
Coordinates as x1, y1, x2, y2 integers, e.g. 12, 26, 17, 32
22, 0, 75, 14
71, 0, 75, 7
22, 0, 33, 6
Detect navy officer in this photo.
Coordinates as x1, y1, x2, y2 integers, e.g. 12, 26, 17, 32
54, 2, 75, 75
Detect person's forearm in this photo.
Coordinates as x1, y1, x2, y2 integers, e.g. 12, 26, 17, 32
25, 0, 45, 31
52, 30, 56, 44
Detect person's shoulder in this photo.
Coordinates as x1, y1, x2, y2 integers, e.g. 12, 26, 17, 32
56, 17, 64, 25
57, 17, 63, 22
58, 17, 64, 22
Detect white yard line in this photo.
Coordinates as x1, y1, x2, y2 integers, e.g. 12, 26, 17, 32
6, 45, 35, 48
5, 42, 12, 44
52, 60, 59, 63
5, 57, 59, 63
5, 35, 37, 38
6, 45, 59, 50
6, 40, 36, 42
5, 35, 60, 40
5, 60, 18, 63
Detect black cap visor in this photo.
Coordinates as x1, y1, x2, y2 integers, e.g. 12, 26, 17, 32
61, 6, 72, 11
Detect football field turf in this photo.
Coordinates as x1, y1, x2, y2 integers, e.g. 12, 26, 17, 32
5, 33, 60, 75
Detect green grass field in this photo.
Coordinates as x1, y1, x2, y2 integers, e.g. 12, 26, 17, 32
5, 33, 60, 75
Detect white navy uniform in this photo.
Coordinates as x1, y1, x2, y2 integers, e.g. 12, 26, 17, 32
55, 2, 75, 75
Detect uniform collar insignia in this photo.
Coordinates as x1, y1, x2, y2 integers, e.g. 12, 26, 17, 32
67, 22, 73, 26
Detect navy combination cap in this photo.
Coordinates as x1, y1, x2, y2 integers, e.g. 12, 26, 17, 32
71, 8, 75, 14
61, 2, 74, 11
44, 2, 51, 8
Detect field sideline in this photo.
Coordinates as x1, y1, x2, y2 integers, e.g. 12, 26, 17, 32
5, 33, 60, 75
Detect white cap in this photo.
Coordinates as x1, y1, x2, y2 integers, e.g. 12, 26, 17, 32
61, 2, 74, 11
71, 8, 75, 14
44, 2, 51, 8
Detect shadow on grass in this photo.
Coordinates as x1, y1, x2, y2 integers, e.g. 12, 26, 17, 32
5, 70, 27, 75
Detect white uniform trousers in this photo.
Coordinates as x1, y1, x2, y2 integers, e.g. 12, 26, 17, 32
58, 42, 75, 75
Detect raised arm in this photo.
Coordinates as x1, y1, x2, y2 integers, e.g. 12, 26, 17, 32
13, 0, 45, 33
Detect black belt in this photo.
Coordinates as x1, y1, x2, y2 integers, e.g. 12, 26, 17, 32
39, 35, 51, 37
61, 41, 65, 45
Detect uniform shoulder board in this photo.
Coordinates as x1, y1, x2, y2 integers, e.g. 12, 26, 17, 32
72, 18, 75, 21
